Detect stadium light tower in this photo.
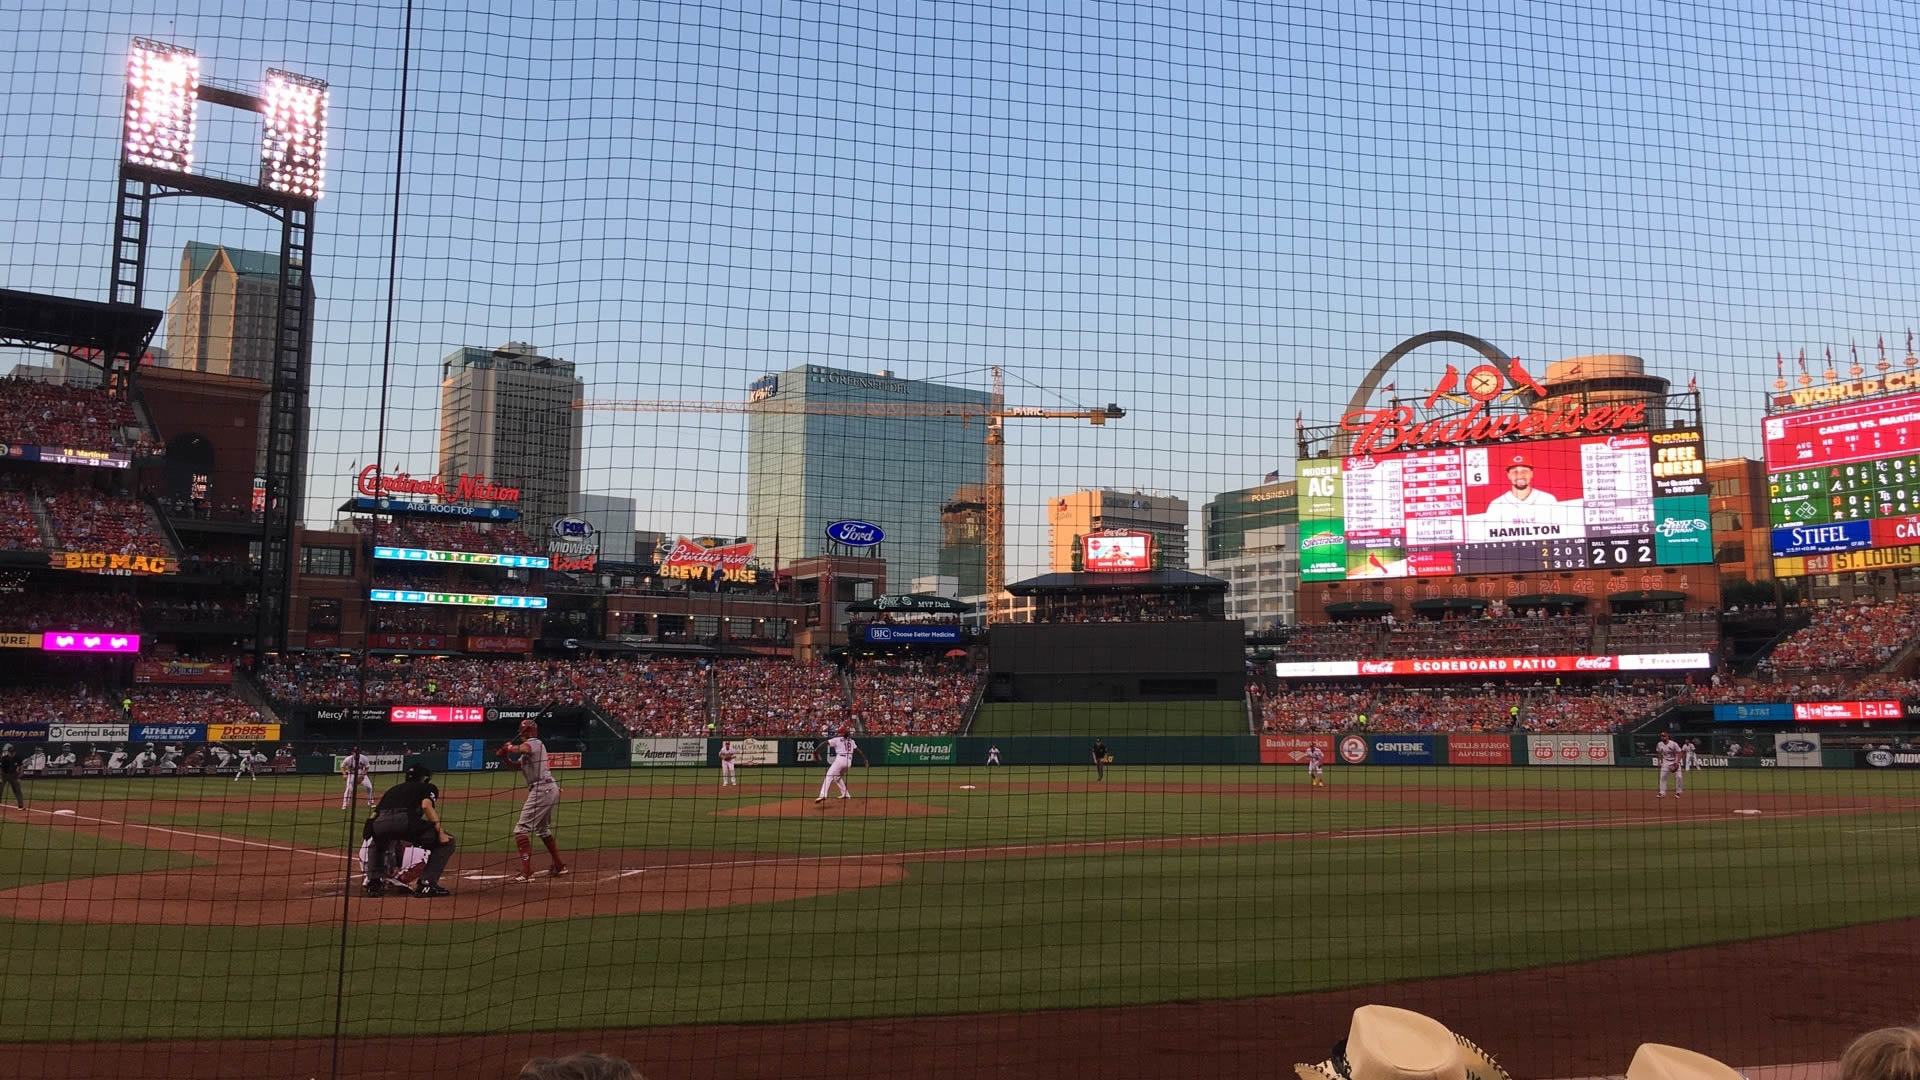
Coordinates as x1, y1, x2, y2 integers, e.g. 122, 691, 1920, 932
111, 37, 329, 655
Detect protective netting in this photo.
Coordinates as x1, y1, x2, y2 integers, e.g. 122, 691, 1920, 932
3, 2, 1920, 1079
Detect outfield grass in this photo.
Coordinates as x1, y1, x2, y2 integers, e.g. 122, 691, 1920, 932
970, 699, 1248, 735
1, 765, 1917, 1041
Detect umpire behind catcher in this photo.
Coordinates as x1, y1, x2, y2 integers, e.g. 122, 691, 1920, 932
366, 761, 455, 897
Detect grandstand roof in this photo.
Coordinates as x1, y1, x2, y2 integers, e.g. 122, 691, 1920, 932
1006, 569, 1228, 595
0, 288, 162, 360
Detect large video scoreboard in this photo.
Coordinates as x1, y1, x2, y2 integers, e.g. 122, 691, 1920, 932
1299, 428, 1711, 581
1767, 388, 1920, 573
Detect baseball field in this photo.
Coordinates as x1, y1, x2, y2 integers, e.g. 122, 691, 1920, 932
3, 762, 1917, 1079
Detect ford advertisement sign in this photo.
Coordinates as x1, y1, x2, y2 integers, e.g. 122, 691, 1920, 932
825, 520, 885, 547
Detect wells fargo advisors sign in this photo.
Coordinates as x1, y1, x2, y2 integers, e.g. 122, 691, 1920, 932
355, 465, 520, 504
1338, 356, 1649, 457
51, 551, 177, 576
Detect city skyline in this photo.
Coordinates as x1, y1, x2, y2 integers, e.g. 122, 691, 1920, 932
7, 2, 1920, 580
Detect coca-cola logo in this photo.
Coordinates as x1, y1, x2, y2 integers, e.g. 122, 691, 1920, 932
825, 520, 886, 547
1574, 656, 1614, 670
1359, 661, 1397, 674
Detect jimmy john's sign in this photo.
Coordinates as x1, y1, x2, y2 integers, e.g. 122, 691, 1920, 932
50, 551, 178, 576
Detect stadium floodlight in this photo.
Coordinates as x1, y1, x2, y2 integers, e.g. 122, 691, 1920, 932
123, 39, 198, 173
260, 68, 328, 200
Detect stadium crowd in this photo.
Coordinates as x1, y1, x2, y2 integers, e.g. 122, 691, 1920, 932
1761, 598, 1920, 674
355, 518, 544, 556
0, 591, 141, 633
0, 475, 44, 550
849, 657, 981, 734
0, 379, 153, 455
1253, 680, 1678, 734
41, 485, 172, 557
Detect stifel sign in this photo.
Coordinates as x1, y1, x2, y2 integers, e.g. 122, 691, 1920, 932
356, 465, 520, 504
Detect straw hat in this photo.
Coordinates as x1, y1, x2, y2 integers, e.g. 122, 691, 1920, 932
1626, 1045, 1745, 1080
1296, 1006, 1510, 1080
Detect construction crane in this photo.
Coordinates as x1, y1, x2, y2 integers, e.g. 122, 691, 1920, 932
576, 366, 1124, 598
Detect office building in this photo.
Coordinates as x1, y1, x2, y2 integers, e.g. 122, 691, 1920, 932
1047, 489, 1190, 572
572, 493, 637, 562
437, 342, 583, 533
1204, 480, 1298, 628
163, 242, 312, 383
745, 365, 991, 592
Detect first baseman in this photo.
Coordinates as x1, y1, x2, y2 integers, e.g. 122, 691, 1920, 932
340, 746, 375, 811
1655, 731, 1683, 797
500, 720, 568, 881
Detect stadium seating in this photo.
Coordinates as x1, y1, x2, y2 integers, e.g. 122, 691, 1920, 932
40, 484, 172, 558
1760, 599, 1920, 675
1255, 681, 1674, 733
0, 591, 141, 633
355, 518, 545, 556
0, 474, 45, 551
0, 378, 153, 455
129, 686, 263, 725
852, 657, 982, 734
714, 658, 850, 735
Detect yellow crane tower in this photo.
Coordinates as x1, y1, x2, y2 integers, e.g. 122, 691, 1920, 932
575, 366, 1124, 599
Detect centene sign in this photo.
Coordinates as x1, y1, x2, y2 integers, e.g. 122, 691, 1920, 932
1275, 652, 1711, 678
389, 706, 486, 724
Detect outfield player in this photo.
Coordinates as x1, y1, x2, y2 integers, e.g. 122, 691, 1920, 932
499, 720, 568, 881
986, 744, 1001, 766
340, 746, 375, 811
1091, 738, 1108, 781
1306, 743, 1326, 788
1655, 731, 1683, 797
719, 741, 738, 787
815, 729, 867, 804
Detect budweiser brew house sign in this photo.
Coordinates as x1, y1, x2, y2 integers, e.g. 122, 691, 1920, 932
356, 465, 521, 504
1340, 358, 1647, 456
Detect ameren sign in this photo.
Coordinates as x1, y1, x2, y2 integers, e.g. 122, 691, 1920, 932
356, 465, 520, 504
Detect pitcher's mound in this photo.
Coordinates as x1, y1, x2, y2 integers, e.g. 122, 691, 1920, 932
720, 797, 949, 818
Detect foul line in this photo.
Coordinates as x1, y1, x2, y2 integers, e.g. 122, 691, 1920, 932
606, 803, 1891, 878
20, 807, 349, 862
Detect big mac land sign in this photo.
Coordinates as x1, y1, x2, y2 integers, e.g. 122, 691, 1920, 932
1340, 357, 1648, 456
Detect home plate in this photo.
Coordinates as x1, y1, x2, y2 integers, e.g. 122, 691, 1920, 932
1734, 810, 1763, 816
959, 785, 977, 790
52, 809, 76, 816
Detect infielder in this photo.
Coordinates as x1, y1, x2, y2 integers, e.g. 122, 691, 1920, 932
1091, 738, 1108, 781
499, 720, 568, 881
1682, 739, 1700, 773
340, 746, 375, 811
1306, 743, 1326, 788
986, 744, 1001, 766
1655, 731, 1683, 797
719, 741, 738, 787
232, 746, 259, 782
815, 728, 867, 804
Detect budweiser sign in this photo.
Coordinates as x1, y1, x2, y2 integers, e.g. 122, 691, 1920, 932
1342, 400, 1648, 457
661, 537, 755, 571
356, 465, 521, 504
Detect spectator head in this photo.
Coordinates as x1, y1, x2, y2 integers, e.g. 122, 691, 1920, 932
1840, 1024, 1920, 1080
1626, 1045, 1743, 1080
517, 1052, 641, 1080
1294, 1005, 1508, 1080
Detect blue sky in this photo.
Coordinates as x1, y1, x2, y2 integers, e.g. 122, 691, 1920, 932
4, 0, 1920, 577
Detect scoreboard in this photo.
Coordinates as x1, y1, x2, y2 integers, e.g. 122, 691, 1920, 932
1766, 390, 1920, 568
1299, 428, 1711, 581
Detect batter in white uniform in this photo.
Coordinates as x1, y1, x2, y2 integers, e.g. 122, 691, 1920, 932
1655, 732, 1683, 797
815, 729, 868, 804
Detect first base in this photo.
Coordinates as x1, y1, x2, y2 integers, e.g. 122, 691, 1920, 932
52, 809, 76, 816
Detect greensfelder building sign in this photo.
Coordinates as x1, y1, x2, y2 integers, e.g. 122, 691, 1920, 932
883, 738, 956, 764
